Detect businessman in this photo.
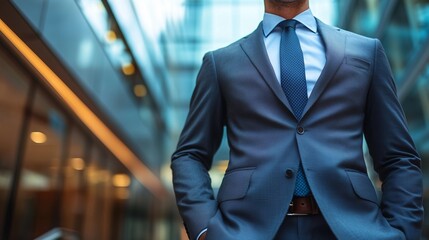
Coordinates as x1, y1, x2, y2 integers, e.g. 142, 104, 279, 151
171, 0, 424, 239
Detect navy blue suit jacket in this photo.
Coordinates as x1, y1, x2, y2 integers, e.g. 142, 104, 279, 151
171, 19, 423, 240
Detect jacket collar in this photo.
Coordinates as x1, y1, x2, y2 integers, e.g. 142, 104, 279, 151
263, 9, 318, 37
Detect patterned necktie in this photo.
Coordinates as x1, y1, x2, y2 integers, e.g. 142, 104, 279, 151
279, 19, 311, 196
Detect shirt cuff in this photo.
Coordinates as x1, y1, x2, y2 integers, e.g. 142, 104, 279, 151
196, 228, 207, 240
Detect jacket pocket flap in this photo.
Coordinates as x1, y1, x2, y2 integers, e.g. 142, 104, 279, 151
345, 56, 370, 70
217, 168, 255, 202
346, 170, 379, 205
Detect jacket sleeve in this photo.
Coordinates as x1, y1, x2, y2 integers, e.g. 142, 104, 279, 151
171, 51, 225, 240
363, 39, 424, 240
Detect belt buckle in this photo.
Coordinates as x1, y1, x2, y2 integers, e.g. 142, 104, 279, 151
287, 201, 310, 216
287, 213, 310, 216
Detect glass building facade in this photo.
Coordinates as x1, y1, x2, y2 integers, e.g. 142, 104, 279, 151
0, 0, 429, 239
0, 0, 175, 239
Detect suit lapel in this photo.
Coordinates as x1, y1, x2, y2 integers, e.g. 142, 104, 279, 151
240, 23, 294, 114
301, 19, 346, 119
240, 20, 346, 120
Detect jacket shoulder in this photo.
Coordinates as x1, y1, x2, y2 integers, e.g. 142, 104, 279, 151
318, 19, 375, 43
339, 28, 375, 42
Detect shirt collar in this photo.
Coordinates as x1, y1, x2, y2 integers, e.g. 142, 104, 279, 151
262, 9, 317, 37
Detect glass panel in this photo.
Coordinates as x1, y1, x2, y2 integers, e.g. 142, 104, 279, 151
60, 127, 88, 232
381, 1, 414, 82
110, 160, 132, 239
349, 0, 383, 36
10, 88, 67, 239
100, 153, 113, 240
404, 0, 429, 46
123, 179, 151, 240
11, 0, 46, 30
0, 46, 30, 237
82, 145, 109, 239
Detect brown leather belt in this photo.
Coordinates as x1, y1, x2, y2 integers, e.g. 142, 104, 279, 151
287, 196, 320, 216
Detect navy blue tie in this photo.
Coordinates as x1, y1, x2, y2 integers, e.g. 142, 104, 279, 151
279, 20, 311, 196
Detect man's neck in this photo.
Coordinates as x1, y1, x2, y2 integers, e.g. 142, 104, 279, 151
264, 1, 309, 19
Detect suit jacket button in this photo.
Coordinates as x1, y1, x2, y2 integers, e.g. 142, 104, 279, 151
285, 169, 294, 178
297, 126, 305, 135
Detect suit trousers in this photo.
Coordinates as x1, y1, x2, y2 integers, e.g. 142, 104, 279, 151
273, 215, 336, 240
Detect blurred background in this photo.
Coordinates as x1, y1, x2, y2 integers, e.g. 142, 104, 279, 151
0, 0, 428, 239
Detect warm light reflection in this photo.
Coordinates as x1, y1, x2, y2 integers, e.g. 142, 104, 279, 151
115, 188, 129, 199
121, 63, 135, 75
113, 173, 131, 187
88, 169, 109, 184
71, 157, 85, 171
0, 19, 167, 199
134, 84, 147, 97
105, 30, 117, 43
30, 131, 47, 144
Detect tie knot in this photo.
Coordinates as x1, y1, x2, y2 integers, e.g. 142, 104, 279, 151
278, 19, 299, 29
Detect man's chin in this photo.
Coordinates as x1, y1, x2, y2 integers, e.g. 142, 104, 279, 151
270, 0, 301, 3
